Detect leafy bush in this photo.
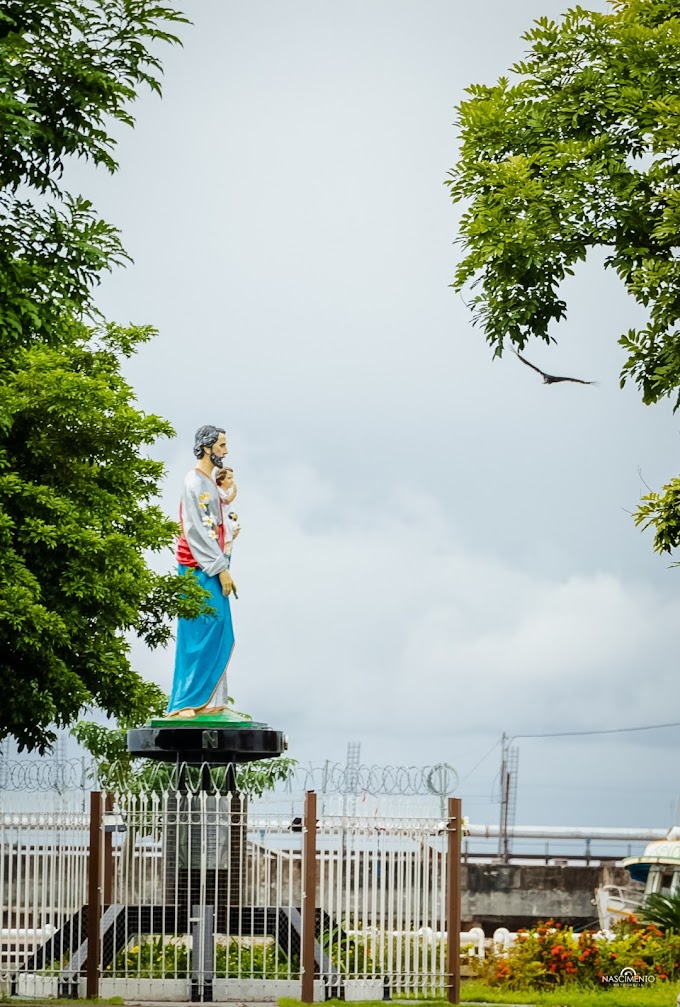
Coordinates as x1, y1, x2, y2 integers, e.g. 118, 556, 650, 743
114, 927, 379, 981
472, 918, 680, 990
214, 940, 299, 978
640, 890, 680, 931
110, 935, 299, 978
109, 936, 190, 978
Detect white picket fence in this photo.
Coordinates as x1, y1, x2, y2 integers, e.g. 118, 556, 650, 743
1, 789, 465, 1001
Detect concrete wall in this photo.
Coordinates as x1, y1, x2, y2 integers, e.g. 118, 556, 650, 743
461, 862, 636, 933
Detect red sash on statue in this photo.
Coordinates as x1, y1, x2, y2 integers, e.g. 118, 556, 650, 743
176, 503, 224, 566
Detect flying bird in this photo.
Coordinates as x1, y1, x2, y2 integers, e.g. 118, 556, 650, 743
515, 350, 595, 386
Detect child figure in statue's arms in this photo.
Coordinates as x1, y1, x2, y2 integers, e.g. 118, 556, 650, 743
214, 466, 240, 567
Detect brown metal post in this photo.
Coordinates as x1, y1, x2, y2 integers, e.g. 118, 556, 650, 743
103, 793, 114, 905
86, 791, 104, 999
446, 797, 462, 1006
301, 790, 317, 1004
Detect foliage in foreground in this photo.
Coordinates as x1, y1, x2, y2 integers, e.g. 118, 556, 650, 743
115, 928, 380, 980
112, 936, 299, 979
472, 918, 680, 989
449, 0, 680, 559
1, 320, 207, 752
640, 889, 680, 931
0, 1, 200, 751
113, 932, 367, 978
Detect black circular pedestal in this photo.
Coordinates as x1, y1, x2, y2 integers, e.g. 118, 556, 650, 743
126, 724, 287, 764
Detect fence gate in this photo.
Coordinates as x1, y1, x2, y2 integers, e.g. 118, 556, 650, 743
1, 787, 463, 1003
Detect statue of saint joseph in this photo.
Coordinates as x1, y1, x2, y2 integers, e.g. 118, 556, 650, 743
167, 424, 237, 718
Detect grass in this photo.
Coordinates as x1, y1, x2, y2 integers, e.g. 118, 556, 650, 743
281, 983, 680, 1007
459, 979, 680, 1004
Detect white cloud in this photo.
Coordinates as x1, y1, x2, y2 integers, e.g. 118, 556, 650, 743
132, 460, 680, 827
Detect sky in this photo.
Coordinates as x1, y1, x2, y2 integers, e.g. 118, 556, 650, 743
54, 0, 680, 832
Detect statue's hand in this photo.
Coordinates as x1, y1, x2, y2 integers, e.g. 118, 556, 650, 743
219, 569, 235, 597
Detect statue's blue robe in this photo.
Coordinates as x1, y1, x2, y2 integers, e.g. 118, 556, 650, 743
168, 564, 235, 713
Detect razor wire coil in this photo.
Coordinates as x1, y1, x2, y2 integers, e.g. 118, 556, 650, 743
0, 758, 458, 796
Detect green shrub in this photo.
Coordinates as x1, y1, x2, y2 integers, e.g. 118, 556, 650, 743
109, 936, 189, 978
109, 935, 298, 978
214, 940, 299, 978
640, 890, 680, 931
472, 918, 680, 989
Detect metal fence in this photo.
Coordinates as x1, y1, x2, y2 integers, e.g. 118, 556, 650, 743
0, 786, 463, 1003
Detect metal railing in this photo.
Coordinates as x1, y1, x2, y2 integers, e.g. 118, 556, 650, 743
0, 786, 464, 1003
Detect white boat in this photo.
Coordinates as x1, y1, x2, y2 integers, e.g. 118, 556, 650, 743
595, 827, 680, 931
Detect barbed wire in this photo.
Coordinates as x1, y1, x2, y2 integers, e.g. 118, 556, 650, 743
0, 758, 458, 796
0, 758, 93, 793
293, 762, 458, 796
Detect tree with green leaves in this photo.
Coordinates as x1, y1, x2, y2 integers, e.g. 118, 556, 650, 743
0, 1, 208, 752
449, 0, 680, 558
0, 1, 188, 347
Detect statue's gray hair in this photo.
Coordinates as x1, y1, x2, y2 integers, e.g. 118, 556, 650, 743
193, 424, 225, 460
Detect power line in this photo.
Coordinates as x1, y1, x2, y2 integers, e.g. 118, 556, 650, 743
458, 737, 502, 785
460, 720, 679, 786
511, 720, 680, 741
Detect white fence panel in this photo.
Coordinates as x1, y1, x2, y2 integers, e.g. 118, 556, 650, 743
316, 814, 448, 997
1, 787, 458, 999
0, 793, 89, 992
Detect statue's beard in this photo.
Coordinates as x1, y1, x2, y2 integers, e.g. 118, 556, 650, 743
210, 450, 224, 468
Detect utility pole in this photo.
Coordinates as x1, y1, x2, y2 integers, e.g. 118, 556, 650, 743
498, 733, 519, 862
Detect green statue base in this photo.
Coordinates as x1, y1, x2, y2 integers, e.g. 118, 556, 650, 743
150, 708, 264, 730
